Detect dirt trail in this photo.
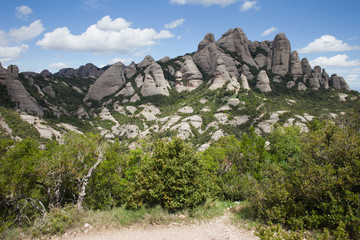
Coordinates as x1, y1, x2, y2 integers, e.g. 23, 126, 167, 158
56, 213, 258, 240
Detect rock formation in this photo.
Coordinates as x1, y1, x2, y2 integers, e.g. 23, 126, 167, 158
193, 33, 219, 75
178, 55, 203, 91
192, 33, 237, 77
331, 74, 350, 91
216, 28, 257, 67
272, 33, 291, 77
209, 59, 232, 90
240, 74, 250, 90
290, 51, 303, 79
84, 62, 126, 101
56, 63, 105, 78
301, 58, 312, 75
125, 62, 137, 79
1, 27, 353, 120
256, 70, 271, 92
140, 57, 170, 97
0, 63, 43, 115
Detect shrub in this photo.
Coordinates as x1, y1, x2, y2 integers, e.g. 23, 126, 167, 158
244, 121, 360, 239
127, 138, 211, 211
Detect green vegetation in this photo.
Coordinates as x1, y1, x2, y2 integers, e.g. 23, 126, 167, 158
1, 112, 359, 239
0, 84, 16, 108
0, 107, 41, 141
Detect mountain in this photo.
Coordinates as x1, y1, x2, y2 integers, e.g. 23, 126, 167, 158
0, 28, 358, 150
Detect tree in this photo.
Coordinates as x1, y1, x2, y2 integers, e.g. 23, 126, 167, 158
37, 132, 107, 210
0, 138, 43, 228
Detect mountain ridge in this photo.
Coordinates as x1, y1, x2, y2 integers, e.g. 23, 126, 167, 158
0, 27, 358, 150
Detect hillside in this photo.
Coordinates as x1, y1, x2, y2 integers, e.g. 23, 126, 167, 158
0, 28, 359, 149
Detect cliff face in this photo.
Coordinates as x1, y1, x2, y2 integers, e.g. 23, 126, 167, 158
0, 63, 43, 115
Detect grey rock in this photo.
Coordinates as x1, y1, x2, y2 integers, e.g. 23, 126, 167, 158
57, 68, 75, 76
290, 51, 303, 79
40, 69, 52, 76
314, 66, 322, 73
175, 71, 182, 81
287, 81, 296, 89
137, 55, 155, 69
253, 41, 260, 49
135, 74, 144, 88
216, 28, 258, 67
168, 66, 175, 76
84, 62, 126, 101
42, 86, 56, 98
254, 54, 268, 68
256, 70, 271, 92
209, 58, 232, 90
272, 33, 291, 77
0, 64, 43, 115
193, 33, 238, 76
248, 41, 256, 53
125, 62, 137, 79
241, 64, 254, 80
227, 75, 241, 93
309, 71, 322, 89
159, 56, 170, 63
218, 53, 238, 77
117, 82, 135, 97
260, 41, 271, 53
21, 71, 38, 77
198, 33, 215, 50
8, 65, 19, 79
331, 74, 350, 91
181, 56, 203, 81
193, 33, 218, 74
301, 58, 312, 75
297, 82, 307, 91
240, 74, 250, 90
141, 61, 170, 96
176, 56, 204, 91
56, 63, 105, 78
322, 69, 330, 89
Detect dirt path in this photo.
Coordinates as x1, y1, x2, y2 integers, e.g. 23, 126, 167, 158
56, 214, 258, 240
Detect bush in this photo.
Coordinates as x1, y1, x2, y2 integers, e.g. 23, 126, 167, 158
127, 138, 211, 211
244, 122, 360, 239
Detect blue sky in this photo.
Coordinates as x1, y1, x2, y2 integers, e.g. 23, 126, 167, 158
1, 0, 360, 90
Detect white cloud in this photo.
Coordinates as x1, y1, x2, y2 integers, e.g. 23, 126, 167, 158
261, 27, 277, 37
15, 5, 33, 20
177, 35, 182, 40
240, 1, 259, 12
0, 44, 29, 62
346, 74, 358, 81
298, 35, 360, 53
0, 31, 7, 46
49, 62, 71, 70
109, 57, 133, 65
165, 18, 185, 29
309, 54, 360, 67
353, 67, 360, 72
96, 15, 131, 31
169, 0, 238, 7
8, 20, 45, 43
0, 20, 44, 62
37, 15, 174, 55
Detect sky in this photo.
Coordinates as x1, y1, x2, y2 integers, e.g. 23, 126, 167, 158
0, 0, 360, 91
